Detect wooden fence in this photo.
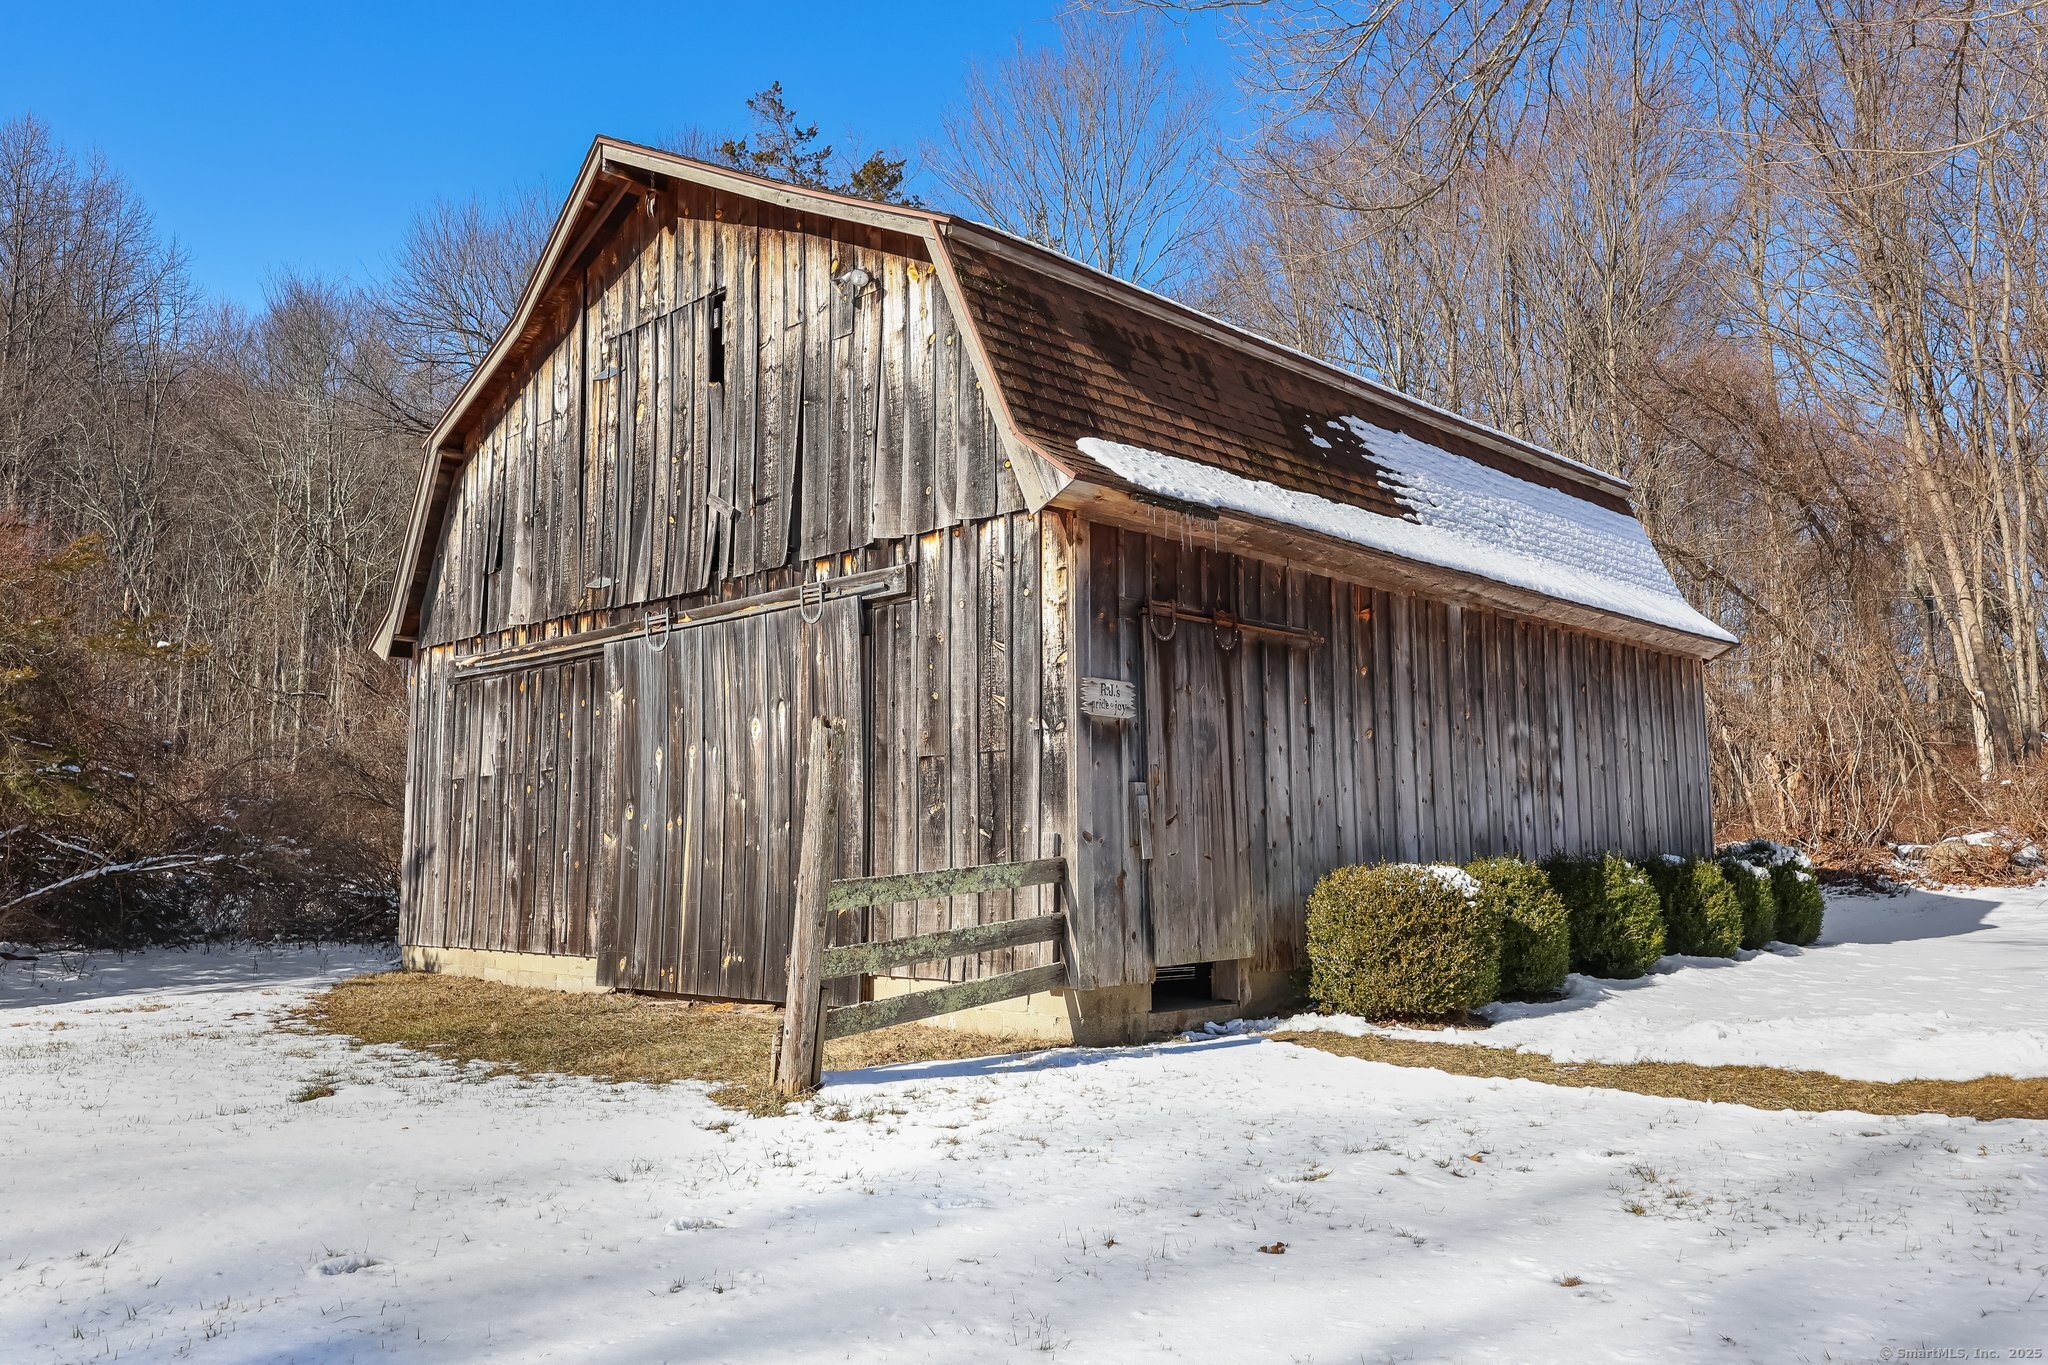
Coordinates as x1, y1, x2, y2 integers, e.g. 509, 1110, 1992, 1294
773, 718, 1068, 1095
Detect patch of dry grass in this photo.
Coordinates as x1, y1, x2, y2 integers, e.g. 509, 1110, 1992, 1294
1275, 1030, 2048, 1121
296, 971, 1046, 1115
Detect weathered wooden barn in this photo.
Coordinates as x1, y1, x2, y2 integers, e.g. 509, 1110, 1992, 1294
374, 138, 1734, 1041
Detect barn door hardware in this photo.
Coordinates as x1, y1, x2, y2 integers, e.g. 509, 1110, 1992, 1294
1213, 609, 1241, 652
644, 605, 673, 653
1140, 600, 1325, 649
798, 578, 825, 624
450, 565, 907, 682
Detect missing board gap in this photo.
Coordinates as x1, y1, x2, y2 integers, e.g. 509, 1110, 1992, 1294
707, 288, 727, 385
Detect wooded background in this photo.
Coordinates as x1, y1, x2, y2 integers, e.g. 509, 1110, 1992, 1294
5, 0, 2044, 942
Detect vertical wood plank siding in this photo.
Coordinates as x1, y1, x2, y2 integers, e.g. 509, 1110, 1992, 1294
862, 514, 1071, 986
593, 596, 867, 1001
402, 510, 1712, 998
400, 511, 1076, 1002
401, 647, 610, 959
416, 196, 1018, 651
1069, 521, 1714, 986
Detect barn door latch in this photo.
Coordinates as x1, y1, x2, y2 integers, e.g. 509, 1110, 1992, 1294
645, 605, 673, 652
798, 577, 825, 624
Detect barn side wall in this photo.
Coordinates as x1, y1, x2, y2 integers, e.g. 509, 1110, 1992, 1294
1069, 521, 1715, 991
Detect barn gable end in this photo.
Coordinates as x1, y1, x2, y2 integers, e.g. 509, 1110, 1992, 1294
410, 179, 1024, 652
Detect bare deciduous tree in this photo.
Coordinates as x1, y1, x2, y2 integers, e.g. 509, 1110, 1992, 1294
371, 189, 551, 434
927, 12, 1225, 288
1136, 0, 1581, 207
1, 115, 412, 942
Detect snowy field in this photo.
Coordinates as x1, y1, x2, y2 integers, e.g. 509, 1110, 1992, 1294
4, 888, 2047, 1364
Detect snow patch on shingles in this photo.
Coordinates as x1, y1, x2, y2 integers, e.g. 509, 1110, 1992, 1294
1078, 427, 1734, 644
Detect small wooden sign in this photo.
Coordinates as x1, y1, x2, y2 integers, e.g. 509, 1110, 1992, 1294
1080, 676, 1137, 721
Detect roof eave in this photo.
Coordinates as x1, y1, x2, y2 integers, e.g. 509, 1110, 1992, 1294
1049, 478, 1737, 661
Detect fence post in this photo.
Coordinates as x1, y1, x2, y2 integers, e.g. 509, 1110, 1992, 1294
776, 716, 844, 1096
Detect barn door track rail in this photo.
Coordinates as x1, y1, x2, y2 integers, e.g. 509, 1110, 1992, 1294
449, 565, 907, 683
1140, 599, 1324, 649
773, 718, 1067, 1096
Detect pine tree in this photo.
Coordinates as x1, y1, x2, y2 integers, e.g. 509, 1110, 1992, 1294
712, 83, 917, 206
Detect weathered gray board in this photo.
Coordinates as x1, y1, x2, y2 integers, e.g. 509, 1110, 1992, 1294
597, 596, 863, 1000
812, 860, 1068, 1044
860, 514, 1074, 987
823, 963, 1067, 1039
1141, 614, 1255, 967
821, 908, 1065, 976
399, 646, 610, 960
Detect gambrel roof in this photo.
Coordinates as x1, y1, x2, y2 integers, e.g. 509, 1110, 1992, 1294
375, 136, 1732, 660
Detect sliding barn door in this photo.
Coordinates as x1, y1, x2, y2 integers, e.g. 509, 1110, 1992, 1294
1141, 620, 1255, 968
599, 598, 864, 999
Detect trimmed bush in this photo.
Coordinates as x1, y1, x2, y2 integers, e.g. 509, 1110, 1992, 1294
1717, 858, 1779, 949
1466, 856, 1571, 999
1540, 853, 1666, 978
1719, 839, 1824, 946
1305, 863, 1501, 1018
1771, 865, 1824, 945
1643, 856, 1743, 958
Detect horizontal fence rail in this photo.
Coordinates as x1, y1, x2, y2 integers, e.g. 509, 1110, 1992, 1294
775, 718, 1068, 1097
826, 858, 1065, 912
824, 963, 1068, 1040
822, 912, 1065, 978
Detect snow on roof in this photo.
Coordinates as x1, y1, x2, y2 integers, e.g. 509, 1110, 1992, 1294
1078, 417, 1734, 645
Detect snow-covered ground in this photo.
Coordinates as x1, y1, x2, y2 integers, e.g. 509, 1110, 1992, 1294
1272, 883, 2048, 1081
4, 892, 2047, 1364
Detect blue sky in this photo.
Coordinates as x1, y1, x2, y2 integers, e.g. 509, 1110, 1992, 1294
6, 1, 1233, 308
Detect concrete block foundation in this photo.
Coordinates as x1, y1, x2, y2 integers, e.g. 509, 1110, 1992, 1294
402, 944, 604, 994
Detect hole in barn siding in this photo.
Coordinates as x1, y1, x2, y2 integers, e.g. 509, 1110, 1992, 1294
707, 289, 727, 386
